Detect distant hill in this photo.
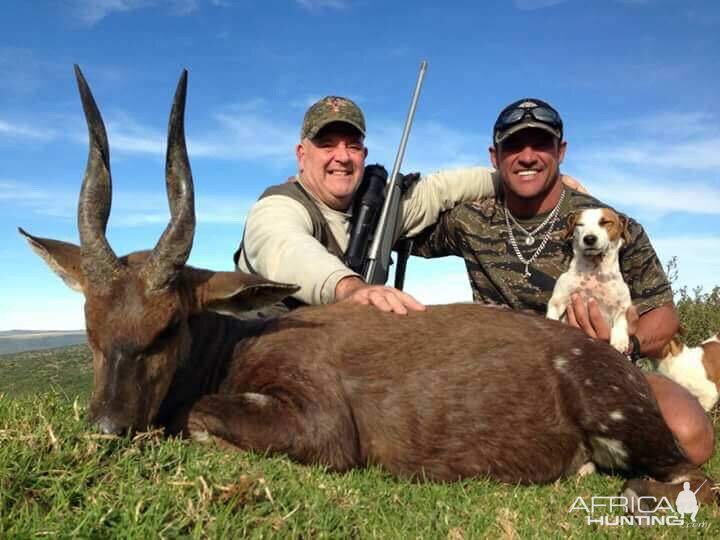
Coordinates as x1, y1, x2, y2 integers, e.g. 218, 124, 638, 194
0, 330, 86, 355
0, 343, 92, 397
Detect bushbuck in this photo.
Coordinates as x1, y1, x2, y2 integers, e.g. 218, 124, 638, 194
21, 67, 715, 509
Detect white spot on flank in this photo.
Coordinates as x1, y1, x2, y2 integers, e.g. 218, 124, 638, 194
554, 356, 568, 371
670, 474, 692, 484
191, 430, 210, 443
585, 378, 593, 387
609, 410, 624, 421
244, 392, 271, 407
599, 423, 609, 432
577, 462, 596, 477
590, 436, 628, 469
571, 348, 583, 356
611, 385, 620, 392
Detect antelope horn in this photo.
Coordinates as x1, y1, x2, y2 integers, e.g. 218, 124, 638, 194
141, 70, 195, 291
75, 65, 120, 289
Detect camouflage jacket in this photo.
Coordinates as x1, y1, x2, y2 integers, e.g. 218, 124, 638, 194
412, 189, 673, 315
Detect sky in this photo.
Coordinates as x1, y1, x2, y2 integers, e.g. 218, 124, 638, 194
1, 0, 718, 330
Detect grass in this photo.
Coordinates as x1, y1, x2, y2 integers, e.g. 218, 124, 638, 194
1, 346, 719, 538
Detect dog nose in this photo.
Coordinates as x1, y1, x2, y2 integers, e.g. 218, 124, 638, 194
583, 234, 597, 246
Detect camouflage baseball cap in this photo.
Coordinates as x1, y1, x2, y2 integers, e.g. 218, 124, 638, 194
493, 98, 563, 145
301, 96, 366, 140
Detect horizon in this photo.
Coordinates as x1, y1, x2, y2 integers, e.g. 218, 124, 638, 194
1, 0, 718, 330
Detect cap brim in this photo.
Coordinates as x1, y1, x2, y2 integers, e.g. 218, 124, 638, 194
305, 119, 366, 140
494, 120, 561, 144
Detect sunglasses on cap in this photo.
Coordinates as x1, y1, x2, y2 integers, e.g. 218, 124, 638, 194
496, 105, 562, 132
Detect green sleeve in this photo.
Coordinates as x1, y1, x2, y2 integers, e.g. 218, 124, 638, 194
620, 218, 674, 314
411, 206, 463, 259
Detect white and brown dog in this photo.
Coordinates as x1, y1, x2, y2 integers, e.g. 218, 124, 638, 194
650, 333, 720, 411
547, 208, 632, 353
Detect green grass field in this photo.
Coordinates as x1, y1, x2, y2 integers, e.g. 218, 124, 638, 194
1, 345, 718, 538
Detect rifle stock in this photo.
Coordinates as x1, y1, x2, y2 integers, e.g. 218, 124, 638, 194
363, 60, 428, 285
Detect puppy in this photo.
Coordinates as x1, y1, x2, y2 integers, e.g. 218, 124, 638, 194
650, 333, 720, 411
547, 208, 632, 353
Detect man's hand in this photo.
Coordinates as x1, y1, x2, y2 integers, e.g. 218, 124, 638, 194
560, 175, 589, 194
565, 293, 638, 345
335, 276, 426, 315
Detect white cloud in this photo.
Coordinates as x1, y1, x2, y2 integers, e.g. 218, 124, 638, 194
0, 119, 57, 140
369, 120, 486, 174
72, 0, 225, 26
402, 258, 473, 305
577, 167, 720, 216
652, 235, 720, 294
0, 297, 85, 331
0, 180, 76, 219
296, 0, 349, 11
0, 179, 253, 226
571, 110, 720, 217
598, 111, 713, 140
191, 111, 296, 161
60, 100, 297, 163
73, 0, 153, 25
583, 137, 720, 171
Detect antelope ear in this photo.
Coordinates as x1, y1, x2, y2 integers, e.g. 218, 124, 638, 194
564, 212, 579, 241
187, 268, 299, 316
19, 227, 85, 292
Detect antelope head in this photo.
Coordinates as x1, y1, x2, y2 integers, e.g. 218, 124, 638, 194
20, 66, 297, 435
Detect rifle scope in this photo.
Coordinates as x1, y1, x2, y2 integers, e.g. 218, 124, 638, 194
345, 164, 388, 273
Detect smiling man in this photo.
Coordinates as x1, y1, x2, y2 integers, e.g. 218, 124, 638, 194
235, 95, 515, 314
412, 97, 714, 466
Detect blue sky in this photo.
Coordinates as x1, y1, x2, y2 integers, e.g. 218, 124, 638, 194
1, 0, 718, 330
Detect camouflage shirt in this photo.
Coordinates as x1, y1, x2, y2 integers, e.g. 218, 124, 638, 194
412, 189, 673, 316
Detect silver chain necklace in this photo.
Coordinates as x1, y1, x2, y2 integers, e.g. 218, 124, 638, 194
503, 189, 566, 278
505, 204, 556, 246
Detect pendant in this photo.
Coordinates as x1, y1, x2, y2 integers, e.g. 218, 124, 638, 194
523, 264, 531, 278
524, 235, 535, 246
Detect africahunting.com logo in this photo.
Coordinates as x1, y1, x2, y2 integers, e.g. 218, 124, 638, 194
568, 481, 709, 527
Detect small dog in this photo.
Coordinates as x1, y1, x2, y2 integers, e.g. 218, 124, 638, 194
547, 208, 632, 353
650, 333, 720, 411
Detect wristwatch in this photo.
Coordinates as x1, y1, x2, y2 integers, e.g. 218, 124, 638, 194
627, 335, 642, 363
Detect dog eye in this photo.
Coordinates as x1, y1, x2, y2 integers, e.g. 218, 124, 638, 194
599, 219, 610, 225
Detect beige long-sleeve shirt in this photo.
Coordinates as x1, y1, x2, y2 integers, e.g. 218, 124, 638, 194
238, 166, 500, 305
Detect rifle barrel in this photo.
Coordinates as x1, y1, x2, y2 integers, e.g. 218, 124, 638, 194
363, 60, 428, 284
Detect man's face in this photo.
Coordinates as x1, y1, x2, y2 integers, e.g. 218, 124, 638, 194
296, 122, 368, 210
489, 128, 567, 200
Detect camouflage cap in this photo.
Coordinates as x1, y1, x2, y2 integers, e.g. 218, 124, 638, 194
493, 98, 563, 145
301, 96, 366, 140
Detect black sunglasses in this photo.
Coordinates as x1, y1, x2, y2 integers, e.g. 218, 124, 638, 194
496, 106, 562, 131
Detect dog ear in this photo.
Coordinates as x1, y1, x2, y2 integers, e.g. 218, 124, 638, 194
669, 337, 684, 356
619, 214, 631, 245
564, 211, 579, 241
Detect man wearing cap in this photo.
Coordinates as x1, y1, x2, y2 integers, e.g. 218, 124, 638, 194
412, 98, 714, 466
237, 96, 587, 314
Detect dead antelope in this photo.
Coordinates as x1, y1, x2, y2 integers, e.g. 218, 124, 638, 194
21, 67, 715, 508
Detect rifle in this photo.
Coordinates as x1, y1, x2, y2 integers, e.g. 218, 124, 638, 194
361, 60, 428, 287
